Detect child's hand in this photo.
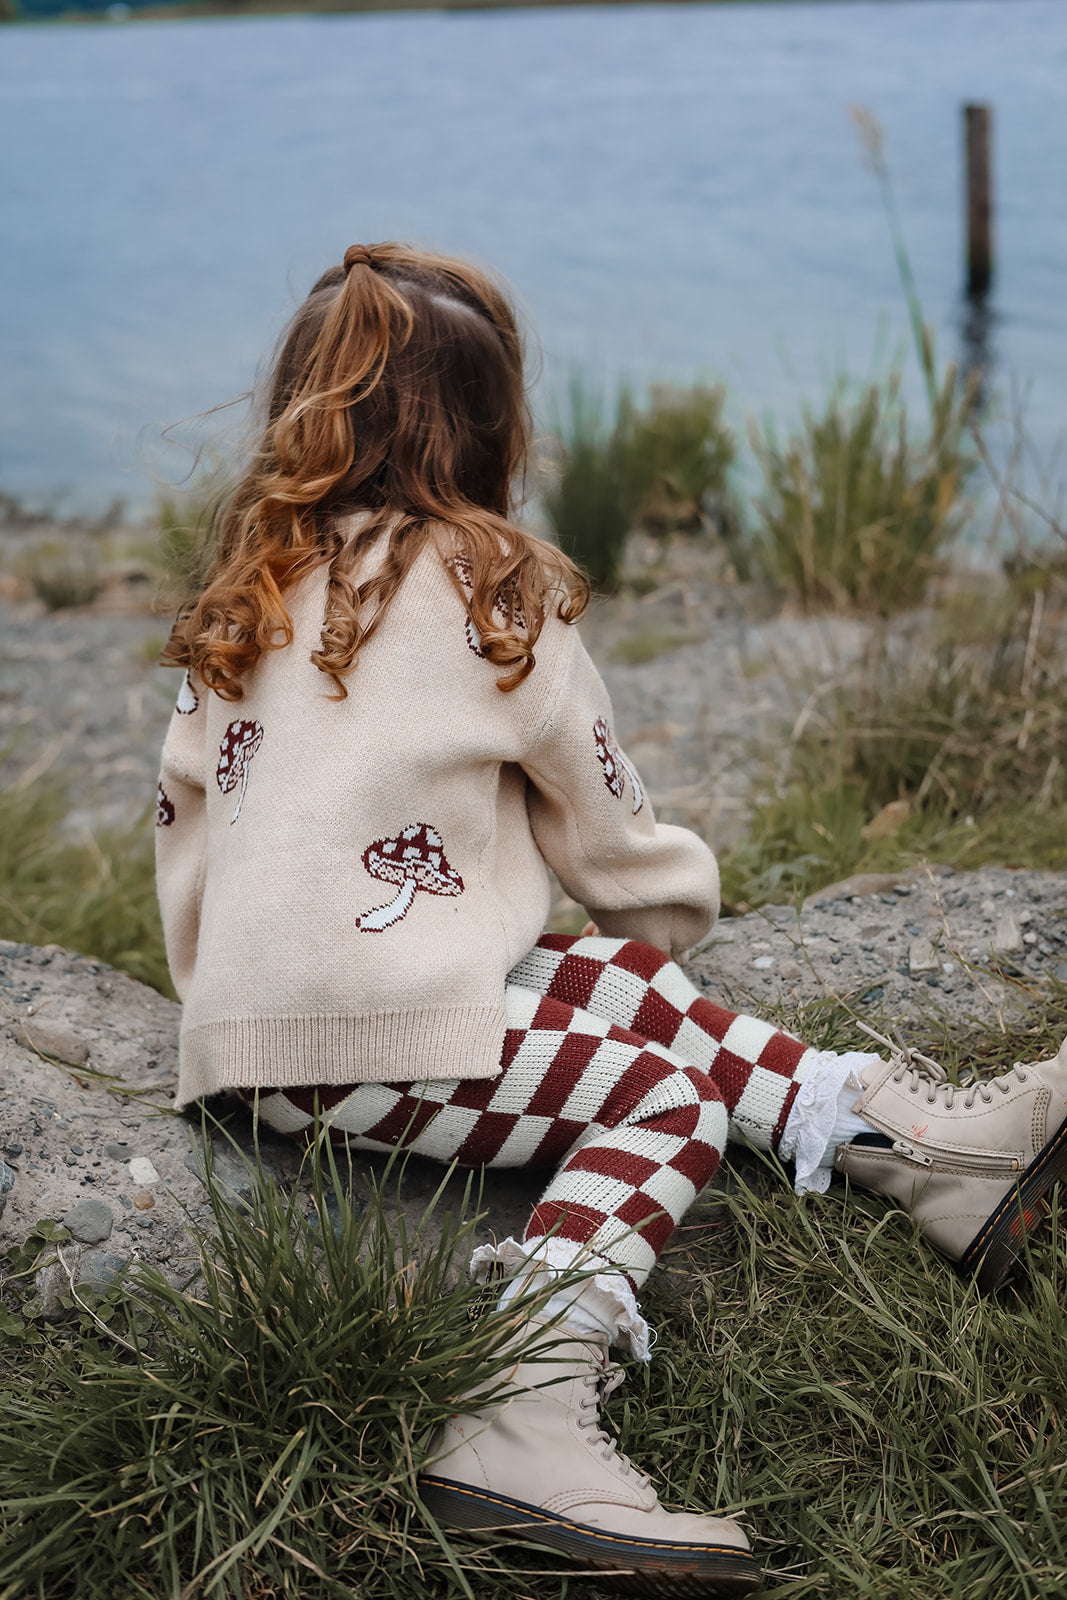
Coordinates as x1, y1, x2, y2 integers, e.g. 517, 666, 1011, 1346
580, 921, 599, 938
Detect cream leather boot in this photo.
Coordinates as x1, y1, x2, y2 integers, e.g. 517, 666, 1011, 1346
418, 1318, 760, 1597
835, 1034, 1067, 1290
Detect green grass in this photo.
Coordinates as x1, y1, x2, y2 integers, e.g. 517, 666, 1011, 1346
720, 568, 1067, 910
0, 1138, 608, 1600
608, 624, 705, 665
4, 995, 1067, 1598
0, 772, 171, 996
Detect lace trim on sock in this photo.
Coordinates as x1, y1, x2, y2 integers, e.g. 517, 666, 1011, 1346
470, 1236, 653, 1362
779, 1050, 881, 1196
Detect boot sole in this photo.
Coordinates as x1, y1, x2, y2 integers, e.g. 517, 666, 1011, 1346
417, 1474, 762, 1597
960, 1108, 1067, 1291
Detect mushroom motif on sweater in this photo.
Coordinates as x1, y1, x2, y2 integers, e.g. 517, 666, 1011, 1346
176, 671, 199, 715
156, 782, 175, 828
593, 716, 644, 815
354, 823, 464, 932
448, 556, 527, 659
216, 719, 263, 824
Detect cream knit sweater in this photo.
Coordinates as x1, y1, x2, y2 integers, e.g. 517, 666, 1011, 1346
156, 533, 720, 1107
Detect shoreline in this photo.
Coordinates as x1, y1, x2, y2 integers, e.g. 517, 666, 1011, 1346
3, 0, 858, 26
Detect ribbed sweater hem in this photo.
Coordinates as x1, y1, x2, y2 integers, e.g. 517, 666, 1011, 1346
176, 1005, 507, 1109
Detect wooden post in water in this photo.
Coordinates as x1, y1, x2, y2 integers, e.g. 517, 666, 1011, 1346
965, 104, 993, 295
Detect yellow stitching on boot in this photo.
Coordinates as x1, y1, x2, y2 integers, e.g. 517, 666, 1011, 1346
427, 1482, 747, 1554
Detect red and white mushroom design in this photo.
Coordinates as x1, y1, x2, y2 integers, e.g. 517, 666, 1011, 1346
216, 719, 263, 824
176, 671, 199, 715
156, 782, 175, 828
593, 716, 644, 814
355, 823, 464, 932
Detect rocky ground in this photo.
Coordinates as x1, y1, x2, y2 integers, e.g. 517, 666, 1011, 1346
2, 862, 1064, 1314
0, 521, 870, 844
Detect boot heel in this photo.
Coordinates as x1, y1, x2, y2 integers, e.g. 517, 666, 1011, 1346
961, 1110, 1067, 1290
417, 1475, 522, 1533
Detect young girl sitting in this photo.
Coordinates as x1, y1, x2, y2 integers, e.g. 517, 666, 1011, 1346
156, 243, 1067, 1598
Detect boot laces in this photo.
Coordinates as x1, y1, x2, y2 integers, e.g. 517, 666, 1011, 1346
576, 1362, 651, 1487
858, 1022, 1031, 1109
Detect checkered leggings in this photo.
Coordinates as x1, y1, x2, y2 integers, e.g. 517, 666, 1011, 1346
250, 935, 818, 1286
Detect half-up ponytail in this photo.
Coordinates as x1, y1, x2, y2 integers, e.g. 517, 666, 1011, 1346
164, 243, 588, 700
271, 252, 412, 486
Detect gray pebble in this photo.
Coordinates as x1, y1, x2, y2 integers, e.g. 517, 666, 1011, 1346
5, 1142, 23, 1157
13, 1017, 90, 1066
994, 912, 1023, 953
61, 1197, 114, 1245
34, 1258, 74, 1320
760, 905, 796, 926
77, 1249, 128, 1289
908, 939, 941, 976
184, 1145, 253, 1204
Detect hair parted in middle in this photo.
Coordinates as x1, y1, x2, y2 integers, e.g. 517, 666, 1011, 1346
163, 242, 589, 700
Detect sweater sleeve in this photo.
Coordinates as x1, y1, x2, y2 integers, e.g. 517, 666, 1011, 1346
521, 623, 720, 961
154, 672, 208, 1001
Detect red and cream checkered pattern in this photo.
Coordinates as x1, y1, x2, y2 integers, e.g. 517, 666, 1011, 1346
508, 934, 817, 1150
249, 936, 816, 1286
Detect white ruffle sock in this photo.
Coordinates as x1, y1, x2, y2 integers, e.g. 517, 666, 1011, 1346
778, 1050, 883, 1195
470, 1236, 653, 1363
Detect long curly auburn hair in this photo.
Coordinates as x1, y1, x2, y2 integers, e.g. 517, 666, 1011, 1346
163, 243, 589, 699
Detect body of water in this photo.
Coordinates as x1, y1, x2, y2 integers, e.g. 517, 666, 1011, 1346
1, 0, 1065, 510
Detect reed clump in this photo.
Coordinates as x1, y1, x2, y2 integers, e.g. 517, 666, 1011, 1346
748, 364, 979, 614
156, 484, 218, 605
544, 380, 739, 592
21, 541, 104, 611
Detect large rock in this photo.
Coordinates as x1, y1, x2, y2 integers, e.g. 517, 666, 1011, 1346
0, 938, 540, 1277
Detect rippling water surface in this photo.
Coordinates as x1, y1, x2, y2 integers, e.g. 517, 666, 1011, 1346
1, 0, 1064, 508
